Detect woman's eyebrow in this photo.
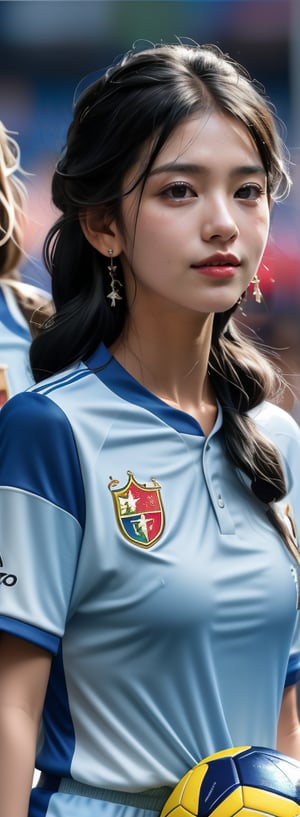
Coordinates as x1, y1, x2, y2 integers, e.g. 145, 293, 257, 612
148, 162, 266, 177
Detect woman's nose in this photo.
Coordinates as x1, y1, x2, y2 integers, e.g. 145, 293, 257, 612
201, 195, 239, 242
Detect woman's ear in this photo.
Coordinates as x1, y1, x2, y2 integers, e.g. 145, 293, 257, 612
80, 210, 123, 257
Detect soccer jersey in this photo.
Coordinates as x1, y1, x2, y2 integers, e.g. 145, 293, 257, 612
0, 282, 34, 399
0, 342, 300, 808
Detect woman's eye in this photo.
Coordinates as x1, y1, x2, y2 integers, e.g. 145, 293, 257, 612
235, 184, 264, 201
163, 182, 195, 200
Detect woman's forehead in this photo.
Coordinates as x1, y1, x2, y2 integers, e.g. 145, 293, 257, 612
153, 112, 260, 163
124, 111, 262, 191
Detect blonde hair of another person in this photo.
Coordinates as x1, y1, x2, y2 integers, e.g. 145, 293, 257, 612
0, 121, 52, 331
0, 121, 28, 277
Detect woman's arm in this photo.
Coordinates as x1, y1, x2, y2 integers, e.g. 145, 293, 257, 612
277, 683, 300, 761
0, 632, 52, 817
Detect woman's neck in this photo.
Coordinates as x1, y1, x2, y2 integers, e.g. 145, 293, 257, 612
109, 315, 218, 434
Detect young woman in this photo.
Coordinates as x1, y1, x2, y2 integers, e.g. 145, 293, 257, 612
0, 121, 52, 403
0, 43, 299, 817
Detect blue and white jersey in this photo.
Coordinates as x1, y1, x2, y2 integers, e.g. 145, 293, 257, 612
0, 281, 34, 398
0, 342, 300, 796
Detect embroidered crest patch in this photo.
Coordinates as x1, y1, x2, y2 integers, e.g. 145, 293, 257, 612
108, 471, 164, 547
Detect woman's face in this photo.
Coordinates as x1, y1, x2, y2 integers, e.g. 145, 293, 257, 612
117, 110, 270, 319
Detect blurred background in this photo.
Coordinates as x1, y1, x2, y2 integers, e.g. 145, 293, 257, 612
0, 0, 299, 415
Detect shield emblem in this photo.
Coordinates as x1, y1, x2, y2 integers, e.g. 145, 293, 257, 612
108, 471, 164, 547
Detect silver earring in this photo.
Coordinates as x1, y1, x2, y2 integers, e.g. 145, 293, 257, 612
252, 271, 262, 303
107, 249, 123, 307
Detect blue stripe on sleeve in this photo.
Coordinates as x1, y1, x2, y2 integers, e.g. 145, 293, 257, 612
0, 392, 85, 527
0, 615, 60, 654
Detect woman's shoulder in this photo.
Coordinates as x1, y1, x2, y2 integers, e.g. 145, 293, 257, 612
0, 358, 90, 436
0, 388, 73, 441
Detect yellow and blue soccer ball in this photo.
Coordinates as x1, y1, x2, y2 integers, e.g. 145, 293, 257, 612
160, 746, 300, 816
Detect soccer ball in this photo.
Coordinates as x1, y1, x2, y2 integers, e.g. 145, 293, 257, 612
160, 746, 300, 816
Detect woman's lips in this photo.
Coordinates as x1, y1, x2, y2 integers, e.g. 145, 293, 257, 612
192, 264, 238, 278
191, 254, 240, 278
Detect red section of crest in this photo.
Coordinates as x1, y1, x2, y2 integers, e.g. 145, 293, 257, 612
124, 483, 161, 513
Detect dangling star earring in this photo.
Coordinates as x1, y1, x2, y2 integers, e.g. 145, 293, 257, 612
106, 249, 123, 307
252, 271, 262, 303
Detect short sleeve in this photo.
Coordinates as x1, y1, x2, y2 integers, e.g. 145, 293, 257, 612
0, 391, 85, 654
